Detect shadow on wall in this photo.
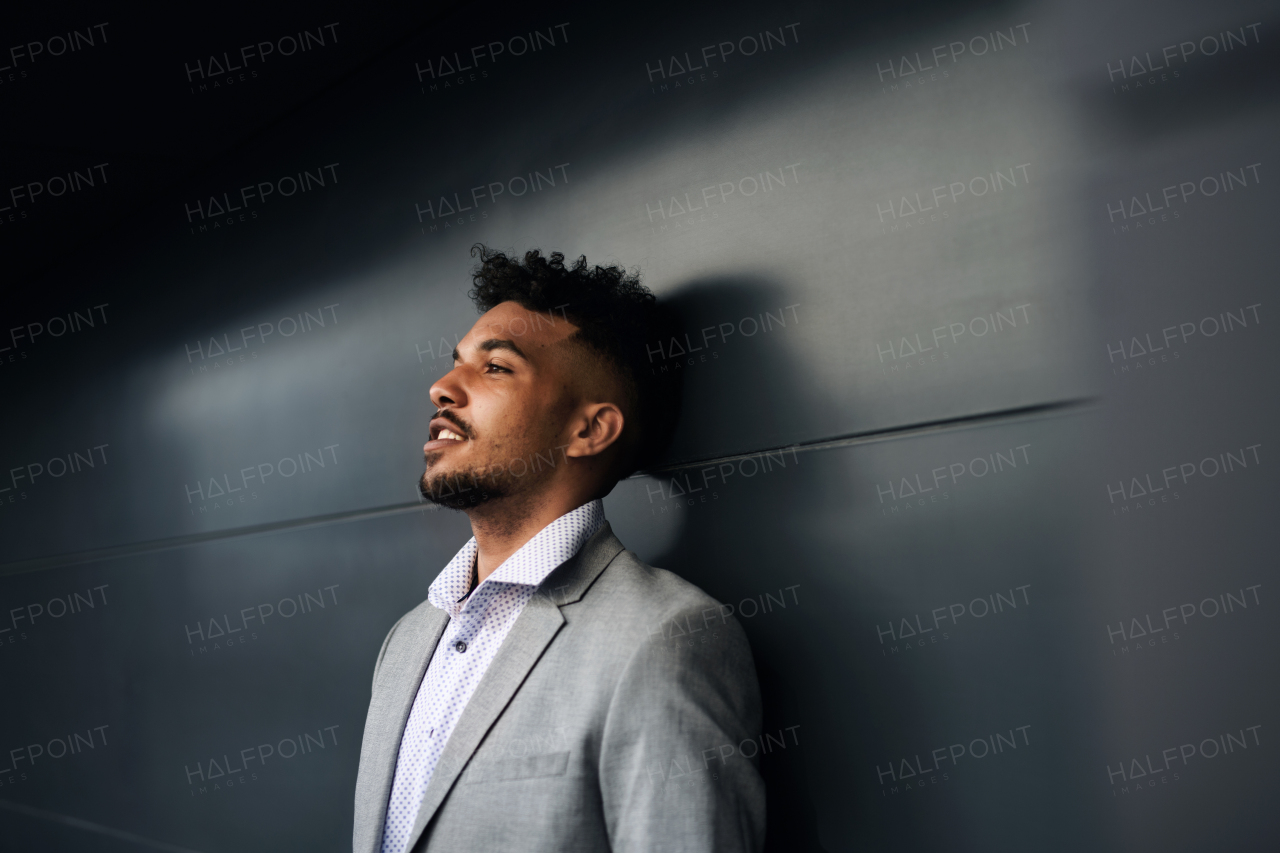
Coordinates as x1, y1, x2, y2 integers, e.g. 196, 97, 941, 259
653, 275, 826, 466
636, 276, 1062, 851
644, 275, 826, 852
637, 275, 902, 853
637, 282, 1113, 852
1082, 16, 1280, 143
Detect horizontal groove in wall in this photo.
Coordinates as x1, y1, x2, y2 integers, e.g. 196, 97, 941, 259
0, 398, 1097, 577
648, 398, 1096, 474
0, 797, 207, 853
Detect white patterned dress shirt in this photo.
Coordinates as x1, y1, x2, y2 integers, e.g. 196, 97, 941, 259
379, 499, 605, 853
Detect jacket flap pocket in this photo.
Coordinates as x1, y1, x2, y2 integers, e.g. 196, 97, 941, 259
463, 751, 570, 784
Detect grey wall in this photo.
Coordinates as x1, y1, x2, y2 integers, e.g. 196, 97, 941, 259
1, 0, 1276, 850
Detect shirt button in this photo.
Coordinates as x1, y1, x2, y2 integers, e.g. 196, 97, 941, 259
454, 640, 467, 653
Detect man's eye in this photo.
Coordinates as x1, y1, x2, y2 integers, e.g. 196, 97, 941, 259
485, 362, 510, 373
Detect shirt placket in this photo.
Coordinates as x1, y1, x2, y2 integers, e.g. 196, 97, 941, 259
446, 582, 493, 660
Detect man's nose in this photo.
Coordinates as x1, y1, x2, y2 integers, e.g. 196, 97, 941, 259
429, 366, 467, 411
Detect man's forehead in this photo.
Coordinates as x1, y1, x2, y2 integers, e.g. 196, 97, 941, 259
461, 302, 577, 350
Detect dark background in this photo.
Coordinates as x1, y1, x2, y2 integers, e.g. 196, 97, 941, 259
1, 0, 1277, 850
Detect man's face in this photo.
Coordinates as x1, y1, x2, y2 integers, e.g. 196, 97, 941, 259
420, 301, 582, 509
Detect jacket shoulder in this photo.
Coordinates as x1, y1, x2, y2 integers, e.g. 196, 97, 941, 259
581, 549, 737, 640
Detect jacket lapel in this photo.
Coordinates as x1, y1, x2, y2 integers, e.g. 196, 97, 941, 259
354, 603, 449, 853
401, 524, 625, 850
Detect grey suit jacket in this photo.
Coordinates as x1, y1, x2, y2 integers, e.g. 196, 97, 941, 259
353, 522, 764, 853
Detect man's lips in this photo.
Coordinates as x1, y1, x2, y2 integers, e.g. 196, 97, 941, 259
426, 415, 470, 450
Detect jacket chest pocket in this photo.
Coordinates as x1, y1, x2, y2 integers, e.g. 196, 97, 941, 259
462, 751, 570, 784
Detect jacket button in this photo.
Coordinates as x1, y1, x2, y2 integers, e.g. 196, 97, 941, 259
454, 640, 467, 653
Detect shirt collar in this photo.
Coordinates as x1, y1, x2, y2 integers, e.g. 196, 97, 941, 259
427, 499, 605, 618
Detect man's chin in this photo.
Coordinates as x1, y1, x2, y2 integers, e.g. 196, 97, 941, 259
418, 468, 507, 510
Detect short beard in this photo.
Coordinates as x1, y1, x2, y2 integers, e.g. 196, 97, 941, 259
418, 463, 516, 510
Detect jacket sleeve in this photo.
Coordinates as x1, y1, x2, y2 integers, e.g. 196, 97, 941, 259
597, 601, 766, 853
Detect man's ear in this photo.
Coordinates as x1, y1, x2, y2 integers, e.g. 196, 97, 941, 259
565, 402, 626, 459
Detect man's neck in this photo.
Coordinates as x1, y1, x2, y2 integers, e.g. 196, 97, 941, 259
466, 491, 593, 583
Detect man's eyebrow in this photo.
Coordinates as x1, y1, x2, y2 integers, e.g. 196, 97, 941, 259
480, 338, 528, 360
472, 338, 529, 361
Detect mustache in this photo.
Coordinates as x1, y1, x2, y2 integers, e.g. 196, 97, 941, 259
433, 409, 474, 439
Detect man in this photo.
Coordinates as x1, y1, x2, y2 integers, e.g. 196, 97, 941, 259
354, 246, 764, 853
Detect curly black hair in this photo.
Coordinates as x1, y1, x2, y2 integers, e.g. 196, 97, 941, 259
468, 244, 682, 476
